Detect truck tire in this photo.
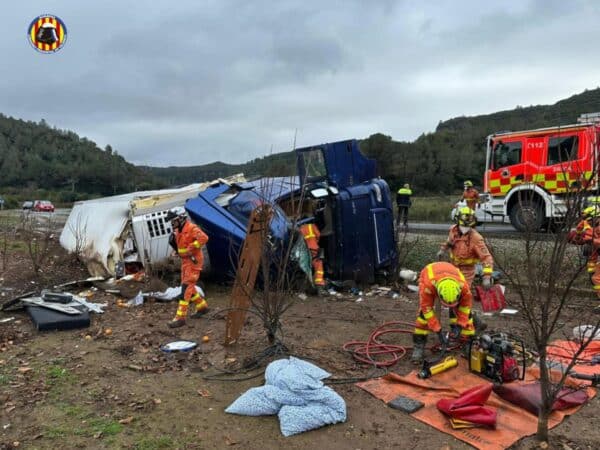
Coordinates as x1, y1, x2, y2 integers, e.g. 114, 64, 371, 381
509, 200, 544, 232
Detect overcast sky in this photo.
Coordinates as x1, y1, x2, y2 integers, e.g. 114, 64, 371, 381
2, 1, 600, 167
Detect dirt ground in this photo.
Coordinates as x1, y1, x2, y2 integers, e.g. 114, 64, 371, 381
0, 239, 599, 450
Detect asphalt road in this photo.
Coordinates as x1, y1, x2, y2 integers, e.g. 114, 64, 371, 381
407, 222, 516, 234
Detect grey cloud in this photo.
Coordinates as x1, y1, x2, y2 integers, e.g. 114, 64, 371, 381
1, 1, 600, 167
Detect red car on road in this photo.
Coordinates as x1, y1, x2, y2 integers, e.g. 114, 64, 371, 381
33, 200, 55, 213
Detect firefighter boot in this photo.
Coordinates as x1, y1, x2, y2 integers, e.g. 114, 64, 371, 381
411, 334, 427, 364
168, 319, 186, 328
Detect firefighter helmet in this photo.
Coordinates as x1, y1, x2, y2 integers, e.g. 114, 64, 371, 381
456, 206, 476, 227
165, 206, 187, 223
583, 206, 600, 220
464, 180, 474, 188
437, 278, 461, 307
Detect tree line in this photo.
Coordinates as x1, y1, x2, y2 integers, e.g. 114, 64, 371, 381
1, 88, 599, 207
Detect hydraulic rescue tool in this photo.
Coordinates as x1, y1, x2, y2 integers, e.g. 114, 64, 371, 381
468, 332, 526, 383
418, 330, 458, 379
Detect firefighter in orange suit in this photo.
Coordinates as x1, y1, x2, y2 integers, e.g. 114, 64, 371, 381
411, 262, 474, 363
299, 222, 325, 287
437, 206, 494, 287
580, 207, 600, 304
165, 207, 209, 328
568, 206, 597, 276
462, 181, 480, 210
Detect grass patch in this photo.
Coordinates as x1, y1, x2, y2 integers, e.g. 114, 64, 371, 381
0, 373, 12, 385
43, 404, 123, 441
134, 436, 176, 450
403, 196, 456, 223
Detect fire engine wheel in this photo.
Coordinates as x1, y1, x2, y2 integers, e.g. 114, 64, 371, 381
509, 200, 544, 232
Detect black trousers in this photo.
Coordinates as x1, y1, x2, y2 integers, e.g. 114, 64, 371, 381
397, 206, 410, 225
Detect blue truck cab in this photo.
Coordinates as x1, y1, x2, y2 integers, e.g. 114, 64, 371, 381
185, 139, 397, 284
295, 139, 397, 283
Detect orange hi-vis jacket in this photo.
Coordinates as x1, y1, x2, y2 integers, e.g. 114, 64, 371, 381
569, 219, 593, 245
300, 223, 320, 251
175, 220, 209, 269
586, 223, 600, 297
462, 188, 480, 210
441, 225, 493, 275
418, 262, 472, 333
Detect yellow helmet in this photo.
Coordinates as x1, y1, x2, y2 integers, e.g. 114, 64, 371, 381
457, 206, 476, 227
437, 278, 461, 307
464, 180, 473, 188
582, 206, 600, 220
587, 196, 600, 206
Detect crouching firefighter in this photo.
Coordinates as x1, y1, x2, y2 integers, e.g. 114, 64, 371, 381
411, 262, 475, 364
299, 221, 326, 289
165, 207, 209, 328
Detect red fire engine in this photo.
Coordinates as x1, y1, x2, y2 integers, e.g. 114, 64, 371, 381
478, 113, 600, 231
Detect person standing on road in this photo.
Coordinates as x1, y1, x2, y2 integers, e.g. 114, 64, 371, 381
396, 183, 413, 228
462, 181, 480, 210
437, 206, 494, 288
165, 207, 209, 328
411, 262, 475, 363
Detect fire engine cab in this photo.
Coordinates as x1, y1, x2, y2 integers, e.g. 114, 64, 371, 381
477, 113, 600, 231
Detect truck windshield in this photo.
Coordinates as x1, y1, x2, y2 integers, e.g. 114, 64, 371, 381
300, 149, 327, 180
493, 141, 522, 170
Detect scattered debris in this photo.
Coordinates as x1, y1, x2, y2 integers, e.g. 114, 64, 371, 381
160, 341, 198, 352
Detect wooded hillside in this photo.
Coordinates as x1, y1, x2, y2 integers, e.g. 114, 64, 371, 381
2, 88, 599, 207
0, 115, 163, 206
147, 88, 600, 194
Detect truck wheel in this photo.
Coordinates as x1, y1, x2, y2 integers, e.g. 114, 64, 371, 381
509, 200, 544, 232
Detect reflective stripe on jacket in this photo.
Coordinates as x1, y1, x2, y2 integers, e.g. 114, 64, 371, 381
175, 220, 209, 267
441, 225, 493, 275
418, 262, 472, 332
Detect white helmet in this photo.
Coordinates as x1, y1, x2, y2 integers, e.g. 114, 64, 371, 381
165, 206, 187, 222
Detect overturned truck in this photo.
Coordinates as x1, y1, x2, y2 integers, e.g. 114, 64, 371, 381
61, 139, 397, 284
186, 139, 398, 284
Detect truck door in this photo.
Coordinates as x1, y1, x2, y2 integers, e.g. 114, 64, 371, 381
489, 139, 523, 196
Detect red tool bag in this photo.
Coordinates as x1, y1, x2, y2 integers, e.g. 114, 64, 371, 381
437, 384, 497, 427
474, 284, 506, 313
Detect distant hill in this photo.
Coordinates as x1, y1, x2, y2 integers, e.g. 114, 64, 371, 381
2, 88, 600, 207
147, 88, 600, 194
0, 114, 164, 206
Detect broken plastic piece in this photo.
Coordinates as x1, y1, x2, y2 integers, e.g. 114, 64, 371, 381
160, 340, 198, 352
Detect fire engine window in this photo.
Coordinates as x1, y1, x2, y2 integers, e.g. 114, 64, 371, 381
547, 135, 579, 165
493, 141, 522, 170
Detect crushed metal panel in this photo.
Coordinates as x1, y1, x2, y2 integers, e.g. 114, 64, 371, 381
59, 197, 132, 277
60, 174, 245, 276
225, 205, 272, 345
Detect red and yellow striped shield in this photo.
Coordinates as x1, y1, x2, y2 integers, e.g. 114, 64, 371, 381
28, 14, 67, 53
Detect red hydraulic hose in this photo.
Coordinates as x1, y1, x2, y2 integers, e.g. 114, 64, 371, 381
342, 321, 414, 367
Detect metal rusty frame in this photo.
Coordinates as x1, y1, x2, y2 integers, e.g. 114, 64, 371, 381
224, 205, 272, 345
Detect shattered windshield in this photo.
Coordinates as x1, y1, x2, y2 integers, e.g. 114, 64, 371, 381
301, 149, 327, 179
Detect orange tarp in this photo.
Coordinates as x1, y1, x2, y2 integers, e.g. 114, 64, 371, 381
546, 340, 600, 377
357, 360, 595, 450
